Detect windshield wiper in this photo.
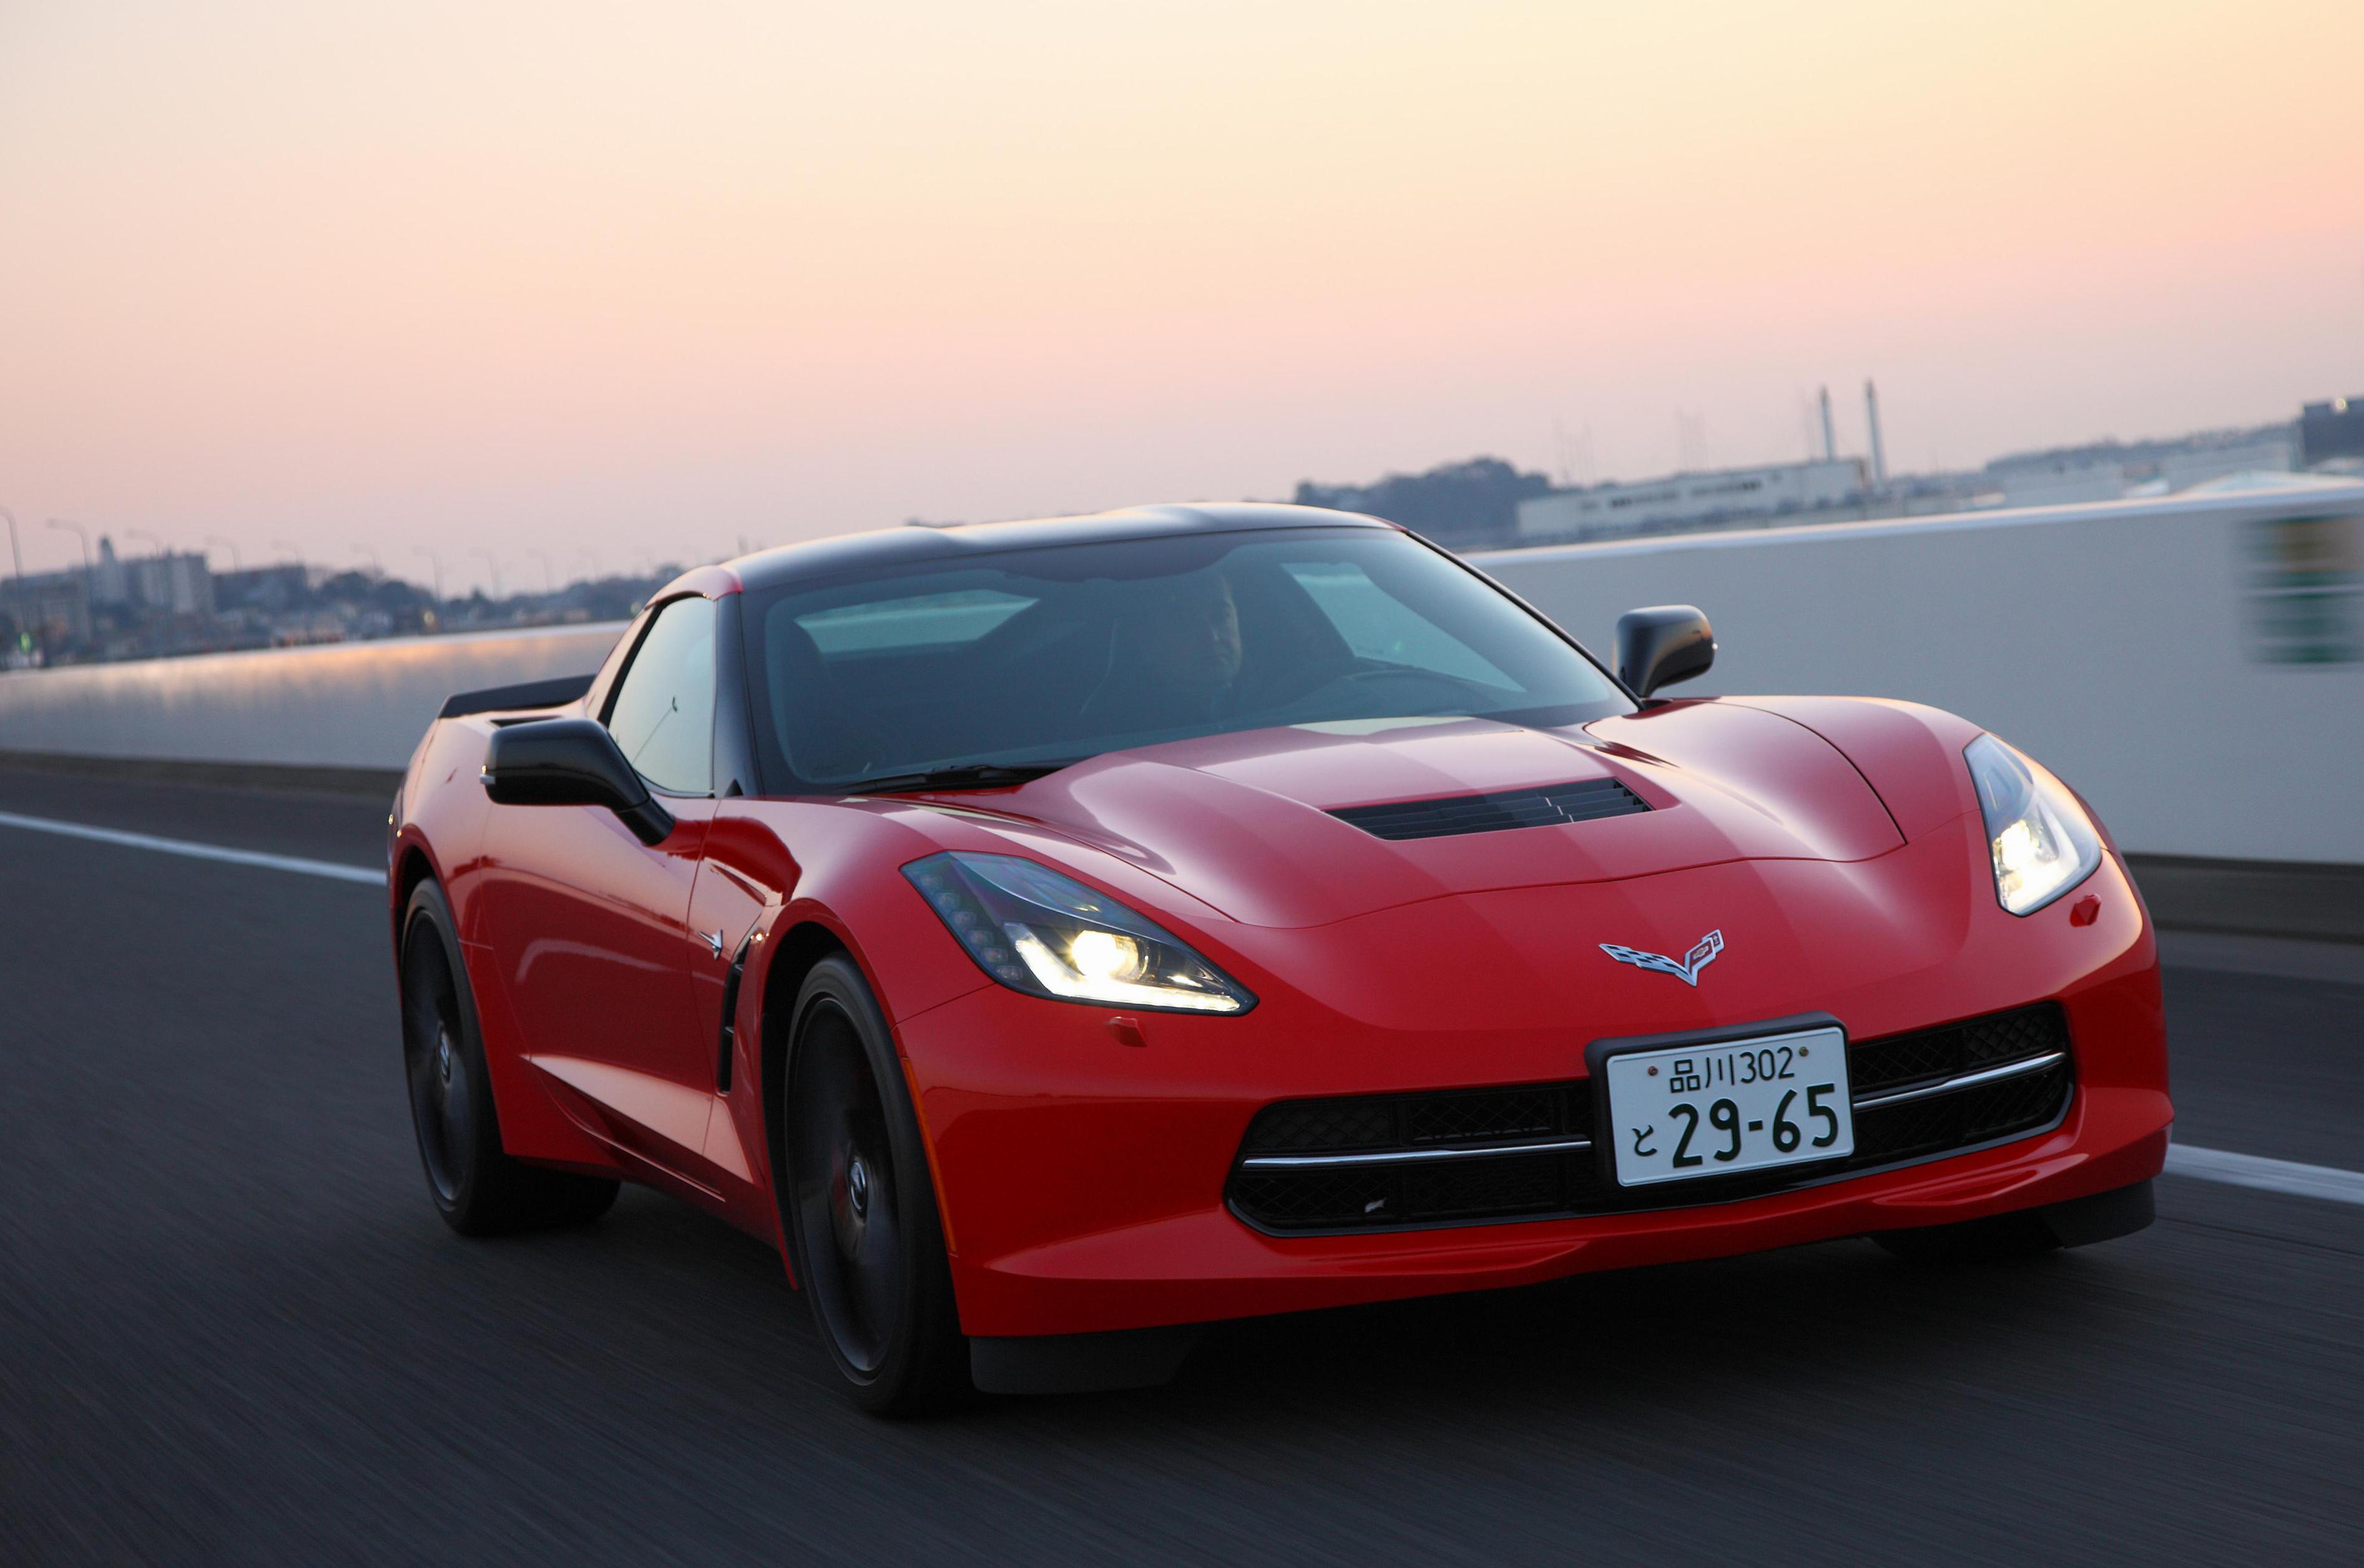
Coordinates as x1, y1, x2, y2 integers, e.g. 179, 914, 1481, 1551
834, 760, 1079, 795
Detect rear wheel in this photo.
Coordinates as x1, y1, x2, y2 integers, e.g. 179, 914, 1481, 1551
781, 955, 968, 1414
400, 880, 618, 1235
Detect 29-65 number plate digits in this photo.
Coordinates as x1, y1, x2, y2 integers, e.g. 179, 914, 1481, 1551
1602, 1026, 1854, 1187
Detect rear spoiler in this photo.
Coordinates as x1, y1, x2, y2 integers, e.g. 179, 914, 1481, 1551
438, 673, 597, 720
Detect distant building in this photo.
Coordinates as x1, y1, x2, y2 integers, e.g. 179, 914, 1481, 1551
0, 566, 95, 648
2300, 398, 2364, 468
1294, 456, 1551, 547
212, 563, 311, 613
1514, 458, 1868, 542
94, 537, 215, 618
1983, 425, 2295, 507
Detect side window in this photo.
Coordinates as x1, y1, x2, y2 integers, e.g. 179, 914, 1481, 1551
604, 596, 717, 795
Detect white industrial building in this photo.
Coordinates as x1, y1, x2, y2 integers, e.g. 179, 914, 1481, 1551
1984, 431, 2297, 508
1514, 457, 1870, 542
94, 543, 216, 619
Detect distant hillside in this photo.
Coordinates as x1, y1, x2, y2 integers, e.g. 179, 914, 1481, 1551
1293, 456, 1552, 546
1984, 420, 2293, 474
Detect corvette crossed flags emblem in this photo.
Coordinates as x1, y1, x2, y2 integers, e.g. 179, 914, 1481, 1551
1599, 929, 1725, 987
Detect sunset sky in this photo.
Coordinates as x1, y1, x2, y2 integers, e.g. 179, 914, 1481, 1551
2, 1, 2359, 592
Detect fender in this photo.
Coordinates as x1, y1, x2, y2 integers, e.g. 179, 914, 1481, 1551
1725, 695, 1985, 841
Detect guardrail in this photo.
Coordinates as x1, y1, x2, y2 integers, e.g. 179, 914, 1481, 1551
0, 622, 625, 770
2, 485, 2359, 870
1473, 483, 2364, 869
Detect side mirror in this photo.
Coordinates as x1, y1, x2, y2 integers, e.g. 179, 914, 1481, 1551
483, 717, 675, 846
1615, 605, 1715, 699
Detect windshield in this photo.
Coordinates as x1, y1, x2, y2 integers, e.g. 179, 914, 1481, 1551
742, 526, 1631, 791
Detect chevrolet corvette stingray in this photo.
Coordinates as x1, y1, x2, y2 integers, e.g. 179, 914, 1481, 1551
388, 503, 2169, 1411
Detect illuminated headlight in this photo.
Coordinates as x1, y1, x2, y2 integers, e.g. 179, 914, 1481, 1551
1964, 734, 2102, 915
902, 852, 1255, 1014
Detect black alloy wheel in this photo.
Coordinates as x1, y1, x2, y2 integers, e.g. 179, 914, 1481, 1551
401, 921, 476, 1208
398, 880, 619, 1235
782, 956, 968, 1414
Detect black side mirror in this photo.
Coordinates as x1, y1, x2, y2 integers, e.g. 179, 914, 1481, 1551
1615, 605, 1715, 699
483, 717, 675, 846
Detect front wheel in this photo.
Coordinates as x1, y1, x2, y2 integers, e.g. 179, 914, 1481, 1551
781, 955, 969, 1414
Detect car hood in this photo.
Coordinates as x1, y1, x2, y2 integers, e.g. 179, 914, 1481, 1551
951, 699, 1906, 928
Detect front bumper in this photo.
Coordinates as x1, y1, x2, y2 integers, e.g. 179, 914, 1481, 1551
901, 823, 2171, 1338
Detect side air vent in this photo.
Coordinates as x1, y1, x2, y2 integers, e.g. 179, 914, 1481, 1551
1328, 778, 1649, 841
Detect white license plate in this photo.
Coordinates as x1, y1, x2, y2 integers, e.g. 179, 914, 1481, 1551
1602, 1026, 1854, 1187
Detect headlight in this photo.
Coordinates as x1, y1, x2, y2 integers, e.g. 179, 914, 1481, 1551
1964, 734, 2102, 915
902, 852, 1255, 1014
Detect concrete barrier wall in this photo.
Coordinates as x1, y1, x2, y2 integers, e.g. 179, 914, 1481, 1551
0, 622, 626, 770
2, 484, 2359, 863
1474, 484, 2364, 866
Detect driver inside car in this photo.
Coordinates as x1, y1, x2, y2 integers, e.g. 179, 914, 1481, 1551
1085, 571, 1250, 725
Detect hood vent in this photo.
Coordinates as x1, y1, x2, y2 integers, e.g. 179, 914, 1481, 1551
1329, 778, 1649, 841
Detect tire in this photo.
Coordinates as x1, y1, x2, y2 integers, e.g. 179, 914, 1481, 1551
399, 880, 619, 1235
779, 954, 969, 1414
1871, 1210, 2059, 1265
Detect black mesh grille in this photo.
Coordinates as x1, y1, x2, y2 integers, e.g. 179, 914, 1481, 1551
1400, 1155, 1566, 1221
1240, 1099, 1397, 1153
1227, 1002, 2072, 1234
1242, 1082, 1591, 1156
1401, 1087, 1559, 1145
1328, 778, 1649, 841
1849, 1004, 2071, 1095
1853, 1059, 2073, 1162
1230, 1167, 1397, 1229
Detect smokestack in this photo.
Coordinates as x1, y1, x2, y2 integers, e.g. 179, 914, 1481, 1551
1817, 386, 1837, 462
1865, 380, 1888, 488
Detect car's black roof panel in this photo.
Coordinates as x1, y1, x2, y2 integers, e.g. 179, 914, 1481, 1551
730, 503, 1396, 593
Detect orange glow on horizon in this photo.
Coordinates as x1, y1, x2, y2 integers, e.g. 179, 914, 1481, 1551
1, 0, 2358, 589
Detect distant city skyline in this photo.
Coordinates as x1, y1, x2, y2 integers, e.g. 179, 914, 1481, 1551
4, 0, 2360, 598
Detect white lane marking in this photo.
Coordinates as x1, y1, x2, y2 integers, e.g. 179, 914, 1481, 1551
0, 808, 385, 886
2167, 1143, 2364, 1208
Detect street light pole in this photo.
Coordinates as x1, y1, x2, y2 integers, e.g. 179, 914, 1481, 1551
1, 506, 25, 658
529, 548, 555, 595
350, 544, 382, 575
205, 536, 243, 572
470, 549, 503, 600
411, 546, 444, 605
45, 521, 92, 649
46, 518, 92, 576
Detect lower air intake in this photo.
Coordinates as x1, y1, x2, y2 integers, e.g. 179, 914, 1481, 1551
1226, 1002, 2073, 1235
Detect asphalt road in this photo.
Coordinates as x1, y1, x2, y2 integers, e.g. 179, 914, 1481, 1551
4, 770, 2362, 1566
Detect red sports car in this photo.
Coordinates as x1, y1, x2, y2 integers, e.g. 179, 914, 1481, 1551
388, 503, 2169, 1411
